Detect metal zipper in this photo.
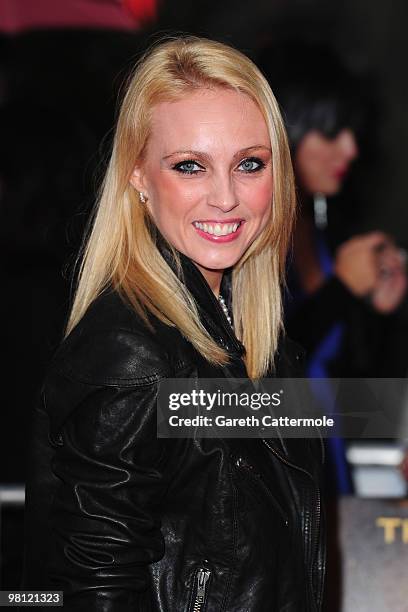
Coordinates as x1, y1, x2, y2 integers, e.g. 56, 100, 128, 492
191, 567, 211, 612
262, 439, 321, 612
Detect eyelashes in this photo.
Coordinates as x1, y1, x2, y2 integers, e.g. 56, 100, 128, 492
173, 160, 204, 174
238, 157, 266, 173
172, 156, 266, 175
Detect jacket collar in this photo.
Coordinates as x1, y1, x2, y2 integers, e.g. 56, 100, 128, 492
153, 230, 304, 373
155, 231, 245, 358
154, 233, 321, 467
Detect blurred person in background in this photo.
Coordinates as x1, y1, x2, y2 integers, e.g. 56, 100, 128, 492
258, 42, 407, 496
259, 42, 407, 376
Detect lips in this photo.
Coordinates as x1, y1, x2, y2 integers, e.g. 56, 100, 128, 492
192, 219, 244, 242
333, 167, 348, 180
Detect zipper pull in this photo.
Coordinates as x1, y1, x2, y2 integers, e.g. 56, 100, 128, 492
192, 569, 211, 612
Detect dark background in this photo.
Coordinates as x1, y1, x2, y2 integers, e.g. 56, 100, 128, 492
1, 0, 408, 595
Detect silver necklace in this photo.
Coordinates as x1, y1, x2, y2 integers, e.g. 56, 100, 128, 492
218, 293, 233, 327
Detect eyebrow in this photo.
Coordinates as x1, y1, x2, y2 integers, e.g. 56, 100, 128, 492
162, 145, 272, 162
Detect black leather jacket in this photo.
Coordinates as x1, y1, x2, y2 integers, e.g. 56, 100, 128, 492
22, 242, 326, 611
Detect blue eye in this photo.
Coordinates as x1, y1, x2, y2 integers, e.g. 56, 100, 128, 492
238, 157, 265, 173
173, 160, 204, 174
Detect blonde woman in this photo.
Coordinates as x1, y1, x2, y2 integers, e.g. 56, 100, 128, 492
23, 37, 325, 611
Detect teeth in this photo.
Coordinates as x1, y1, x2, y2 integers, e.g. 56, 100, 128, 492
193, 221, 241, 236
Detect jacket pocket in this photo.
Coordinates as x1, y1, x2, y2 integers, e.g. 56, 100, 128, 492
188, 564, 212, 612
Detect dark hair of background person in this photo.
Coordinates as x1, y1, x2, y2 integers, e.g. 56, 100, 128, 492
256, 40, 377, 251
257, 42, 366, 155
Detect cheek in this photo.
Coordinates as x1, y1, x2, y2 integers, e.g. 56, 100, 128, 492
313, 147, 333, 171
245, 180, 273, 219
147, 173, 202, 221
299, 143, 330, 174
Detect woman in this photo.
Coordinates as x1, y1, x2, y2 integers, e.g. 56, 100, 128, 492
22, 37, 325, 611
258, 42, 406, 496
258, 42, 406, 370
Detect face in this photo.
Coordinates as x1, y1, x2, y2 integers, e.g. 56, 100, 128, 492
295, 129, 358, 196
131, 88, 273, 292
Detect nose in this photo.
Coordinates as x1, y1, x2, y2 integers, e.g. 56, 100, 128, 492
336, 129, 359, 161
207, 170, 239, 213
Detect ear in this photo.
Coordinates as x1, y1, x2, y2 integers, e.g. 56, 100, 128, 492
129, 164, 146, 194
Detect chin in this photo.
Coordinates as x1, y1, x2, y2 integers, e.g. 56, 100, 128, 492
195, 258, 235, 272
193, 252, 239, 272
322, 180, 342, 196
327, 180, 343, 196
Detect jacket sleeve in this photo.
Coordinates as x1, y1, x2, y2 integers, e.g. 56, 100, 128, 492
46, 376, 167, 611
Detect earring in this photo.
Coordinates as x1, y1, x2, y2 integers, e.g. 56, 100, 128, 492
139, 192, 146, 204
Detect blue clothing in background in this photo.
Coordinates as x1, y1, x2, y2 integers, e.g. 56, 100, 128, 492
287, 230, 352, 495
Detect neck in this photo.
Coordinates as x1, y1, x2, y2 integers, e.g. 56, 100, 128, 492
153, 230, 225, 296
193, 263, 224, 296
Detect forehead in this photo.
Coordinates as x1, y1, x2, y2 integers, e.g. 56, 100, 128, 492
147, 88, 270, 153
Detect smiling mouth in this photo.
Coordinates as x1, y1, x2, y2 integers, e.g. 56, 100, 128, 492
192, 220, 243, 236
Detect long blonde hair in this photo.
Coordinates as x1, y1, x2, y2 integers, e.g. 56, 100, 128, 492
66, 36, 296, 379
